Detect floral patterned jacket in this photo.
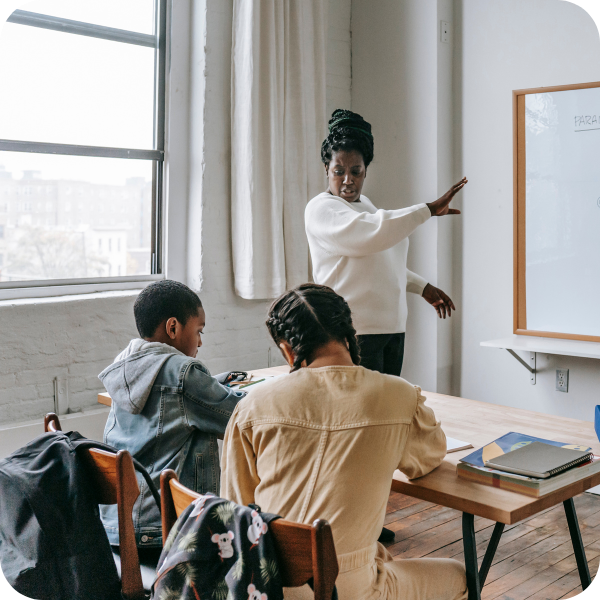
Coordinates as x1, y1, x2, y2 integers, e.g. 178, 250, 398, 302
152, 494, 284, 600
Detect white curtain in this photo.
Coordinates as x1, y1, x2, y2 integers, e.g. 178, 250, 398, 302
231, 0, 328, 300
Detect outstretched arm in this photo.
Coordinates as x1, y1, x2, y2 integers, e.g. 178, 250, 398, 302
306, 197, 431, 257
426, 177, 468, 216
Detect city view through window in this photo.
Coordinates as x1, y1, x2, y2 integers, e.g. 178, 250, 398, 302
0, 163, 152, 282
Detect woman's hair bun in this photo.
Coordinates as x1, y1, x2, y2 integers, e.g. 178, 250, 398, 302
321, 109, 374, 167
328, 109, 372, 137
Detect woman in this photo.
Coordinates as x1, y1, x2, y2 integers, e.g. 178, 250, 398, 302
221, 284, 467, 600
305, 109, 467, 377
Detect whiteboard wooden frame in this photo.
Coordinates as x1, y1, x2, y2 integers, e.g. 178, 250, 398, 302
514, 80, 600, 343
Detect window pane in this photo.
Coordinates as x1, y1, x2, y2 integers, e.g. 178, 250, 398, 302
0, 23, 155, 149
0, 152, 153, 282
15, 0, 155, 36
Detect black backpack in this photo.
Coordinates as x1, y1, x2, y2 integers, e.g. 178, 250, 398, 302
0, 430, 159, 600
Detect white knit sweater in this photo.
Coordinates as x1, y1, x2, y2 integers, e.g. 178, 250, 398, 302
305, 192, 431, 335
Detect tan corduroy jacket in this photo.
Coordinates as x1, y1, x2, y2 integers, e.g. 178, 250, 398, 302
220, 366, 446, 599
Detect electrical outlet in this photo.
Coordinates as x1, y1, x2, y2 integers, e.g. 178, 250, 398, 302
556, 369, 569, 393
440, 21, 451, 44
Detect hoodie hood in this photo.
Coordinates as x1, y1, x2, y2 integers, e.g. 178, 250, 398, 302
99, 339, 186, 414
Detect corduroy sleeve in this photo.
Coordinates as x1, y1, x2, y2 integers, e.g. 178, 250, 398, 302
397, 386, 446, 479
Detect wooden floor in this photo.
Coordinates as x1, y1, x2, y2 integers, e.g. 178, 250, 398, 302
384, 491, 600, 599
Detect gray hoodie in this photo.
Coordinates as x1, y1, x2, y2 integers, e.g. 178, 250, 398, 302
99, 338, 186, 414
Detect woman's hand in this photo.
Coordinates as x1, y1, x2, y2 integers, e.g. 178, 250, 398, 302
422, 284, 455, 318
427, 177, 468, 216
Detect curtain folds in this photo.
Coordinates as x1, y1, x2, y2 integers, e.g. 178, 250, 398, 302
231, 0, 327, 300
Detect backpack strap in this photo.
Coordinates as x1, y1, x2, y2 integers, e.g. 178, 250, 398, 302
71, 437, 161, 513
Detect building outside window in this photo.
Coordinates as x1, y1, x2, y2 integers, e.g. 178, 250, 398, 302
0, 0, 166, 286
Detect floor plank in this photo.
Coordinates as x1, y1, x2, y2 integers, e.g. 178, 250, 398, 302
384, 491, 600, 600
384, 499, 437, 525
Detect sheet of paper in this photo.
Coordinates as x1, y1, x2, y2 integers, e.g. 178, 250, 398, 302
446, 437, 473, 454
586, 484, 600, 496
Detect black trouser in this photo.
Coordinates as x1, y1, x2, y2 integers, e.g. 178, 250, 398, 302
357, 333, 406, 376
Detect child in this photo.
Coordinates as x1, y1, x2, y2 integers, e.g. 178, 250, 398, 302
99, 280, 245, 549
221, 284, 467, 600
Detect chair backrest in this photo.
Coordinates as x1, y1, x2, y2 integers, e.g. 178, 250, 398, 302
160, 469, 339, 600
44, 412, 61, 433
44, 412, 145, 600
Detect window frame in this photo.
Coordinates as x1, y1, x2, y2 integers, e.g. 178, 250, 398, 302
0, 1, 168, 298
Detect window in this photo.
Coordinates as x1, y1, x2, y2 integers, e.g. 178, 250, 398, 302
0, 0, 166, 287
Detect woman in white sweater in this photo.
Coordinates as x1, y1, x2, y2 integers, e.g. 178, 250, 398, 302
305, 109, 466, 377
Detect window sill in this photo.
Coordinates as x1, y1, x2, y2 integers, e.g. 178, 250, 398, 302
0, 275, 163, 303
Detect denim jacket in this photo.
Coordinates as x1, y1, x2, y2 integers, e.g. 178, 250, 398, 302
98, 339, 245, 547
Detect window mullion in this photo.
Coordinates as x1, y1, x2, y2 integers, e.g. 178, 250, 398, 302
7, 10, 156, 48
0, 140, 163, 161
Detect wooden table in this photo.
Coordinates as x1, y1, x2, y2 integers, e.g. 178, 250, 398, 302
96, 365, 290, 407
392, 391, 600, 600
98, 367, 599, 599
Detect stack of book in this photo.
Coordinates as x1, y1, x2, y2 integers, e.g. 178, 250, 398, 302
457, 432, 600, 497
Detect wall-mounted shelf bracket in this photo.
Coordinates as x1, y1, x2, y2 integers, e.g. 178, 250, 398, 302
506, 349, 536, 384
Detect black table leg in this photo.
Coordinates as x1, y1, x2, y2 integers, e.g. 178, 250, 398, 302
564, 497, 591, 589
462, 513, 481, 600
462, 515, 505, 600
479, 522, 505, 587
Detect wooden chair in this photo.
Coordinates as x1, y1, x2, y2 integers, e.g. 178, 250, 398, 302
160, 469, 339, 600
44, 412, 147, 600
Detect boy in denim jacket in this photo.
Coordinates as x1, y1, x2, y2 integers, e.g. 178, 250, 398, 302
98, 280, 245, 548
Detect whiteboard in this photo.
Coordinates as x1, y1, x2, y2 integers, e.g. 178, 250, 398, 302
515, 82, 600, 341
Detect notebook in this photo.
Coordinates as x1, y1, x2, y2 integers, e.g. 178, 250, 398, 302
446, 437, 473, 453
484, 441, 593, 479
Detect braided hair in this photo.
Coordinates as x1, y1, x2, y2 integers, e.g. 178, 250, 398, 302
321, 109, 374, 167
266, 283, 361, 372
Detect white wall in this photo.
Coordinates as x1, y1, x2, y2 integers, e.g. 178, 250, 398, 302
327, 0, 353, 117
0, 0, 353, 427
455, 0, 600, 421
351, 0, 450, 392
436, 0, 456, 394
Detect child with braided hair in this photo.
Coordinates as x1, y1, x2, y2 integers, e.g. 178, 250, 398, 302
221, 284, 467, 600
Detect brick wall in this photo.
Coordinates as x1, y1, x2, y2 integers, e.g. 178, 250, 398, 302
0, 292, 138, 425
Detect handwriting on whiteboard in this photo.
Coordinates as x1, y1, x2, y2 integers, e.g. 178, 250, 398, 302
574, 115, 600, 131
